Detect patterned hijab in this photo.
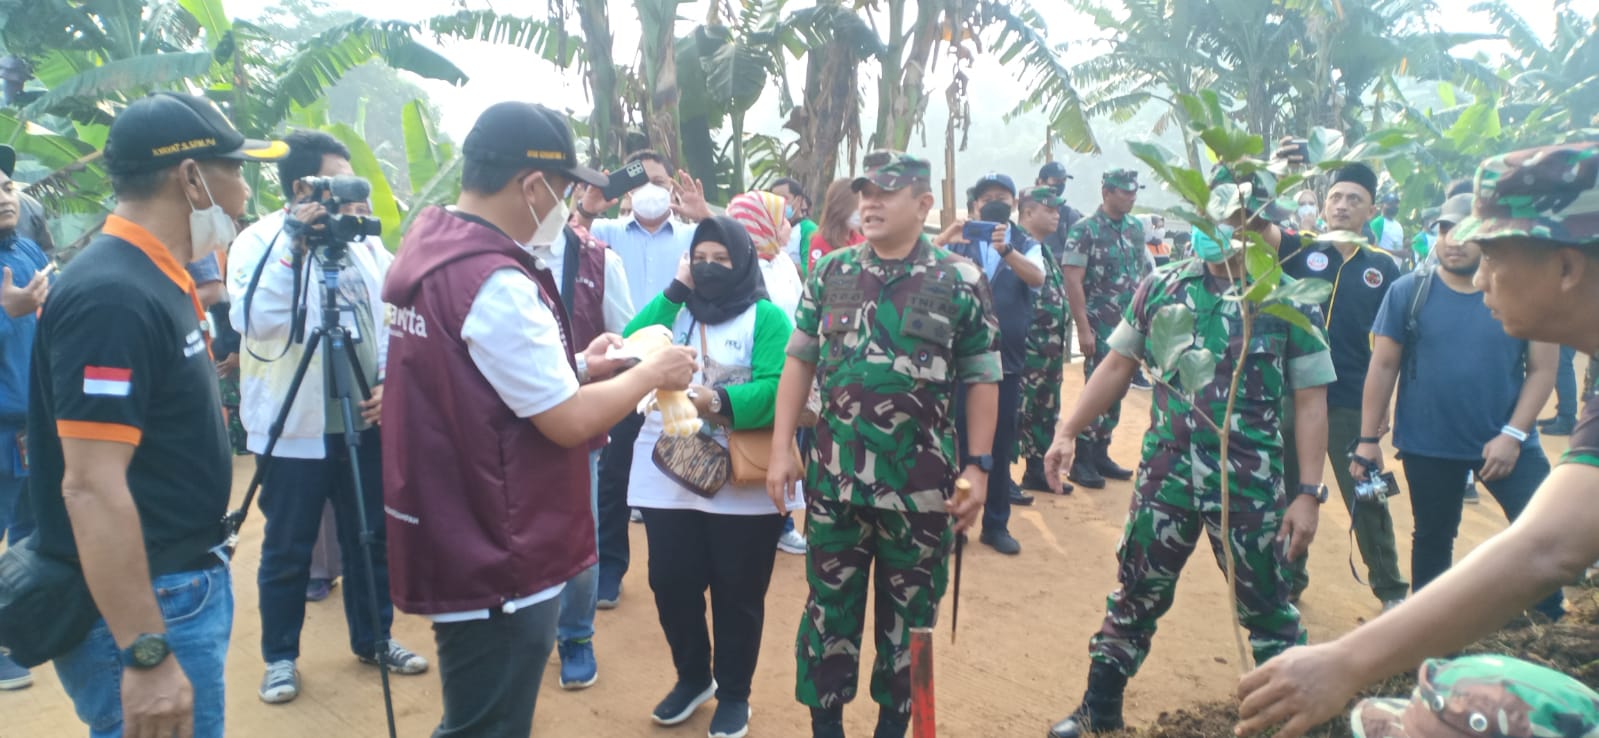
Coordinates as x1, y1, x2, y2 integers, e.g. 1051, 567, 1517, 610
726, 191, 788, 260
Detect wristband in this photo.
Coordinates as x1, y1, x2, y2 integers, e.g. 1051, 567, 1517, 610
575, 354, 590, 384
1356, 436, 1380, 445
575, 204, 599, 220
1500, 424, 1528, 443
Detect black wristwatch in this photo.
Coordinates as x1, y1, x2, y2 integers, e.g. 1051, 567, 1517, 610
121, 633, 171, 669
963, 454, 995, 473
1296, 483, 1329, 504
996, 242, 1015, 257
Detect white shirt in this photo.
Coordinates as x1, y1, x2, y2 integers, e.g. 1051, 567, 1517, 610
758, 253, 803, 317
528, 235, 638, 333
428, 263, 579, 621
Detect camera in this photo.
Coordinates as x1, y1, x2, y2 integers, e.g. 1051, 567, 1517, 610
297, 175, 381, 254
1354, 470, 1400, 502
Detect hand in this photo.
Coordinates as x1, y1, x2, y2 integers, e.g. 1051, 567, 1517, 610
583, 333, 627, 381
640, 345, 698, 391
990, 223, 1010, 253
215, 352, 239, 378
288, 202, 328, 254
121, 658, 196, 738
674, 252, 694, 290
933, 219, 968, 247
1479, 433, 1522, 482
2, 266, 50, 317
1277, 493, 1320, 560
1235, 642, 1364, 738
1271, 136, 1307, 166
950, 469, 986, 533
766, 442, 804, 513
671, 172, 713, 222
688, 384, 716, 417
1348, 441, 1383, 482
1077, 331, 1096, 360
360, 383, 384, 427
1043, 435, 1076, 495
577, 180, 618, 220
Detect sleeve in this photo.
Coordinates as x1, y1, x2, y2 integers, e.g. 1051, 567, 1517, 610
227, 215, 302, 343
623, 291, 685, 338
1107, 273, 1158, 361
1021, 241, 1046, 272
461, 269, 580, 418
601, 249, 637, 333
1285, 305, 1337, 389
785, 256, 824, 363
362, 237, 393, 381
1061, 220, 1092, 268
1371, 273, 1411, 341
952, 266, 1002, 383
47, 292, 161, 446
185, 253, 222, 285
725, 301, 792, 430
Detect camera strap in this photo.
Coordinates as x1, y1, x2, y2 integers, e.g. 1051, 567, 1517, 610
560, 228, 581, 316
242, 227, 299, 364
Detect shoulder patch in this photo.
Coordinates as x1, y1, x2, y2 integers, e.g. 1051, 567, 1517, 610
1363, 267, 1384, 288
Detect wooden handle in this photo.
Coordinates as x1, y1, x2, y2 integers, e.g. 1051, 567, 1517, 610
952, 478, 973, 505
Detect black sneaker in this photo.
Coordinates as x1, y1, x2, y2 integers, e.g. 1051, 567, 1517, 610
1008, 481, 1035, 506
652, 680, 717, 725
980, 528, 1022, 555
708, 700, 751, 738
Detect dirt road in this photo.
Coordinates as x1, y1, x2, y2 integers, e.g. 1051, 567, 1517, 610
8, 364, 1571, 737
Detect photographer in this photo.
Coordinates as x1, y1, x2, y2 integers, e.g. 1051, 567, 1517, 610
226, 130, 424, 706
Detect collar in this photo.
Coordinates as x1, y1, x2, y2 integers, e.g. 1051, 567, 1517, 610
102, 214, 195, 294
861, 237, 932, 268
627, 217, 681, 236
1095, 207, 1131, 228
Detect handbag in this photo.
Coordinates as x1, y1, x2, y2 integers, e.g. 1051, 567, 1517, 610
0, 535, 101, 668
650, 324, 732, 497
728, 429, 801, 485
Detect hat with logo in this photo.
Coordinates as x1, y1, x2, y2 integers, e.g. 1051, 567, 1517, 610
1432, 193, 1474, 230
461, 101, 608, 188
972, 172, 1017, 199
1451, 142, 1599, 247
1351, 655, 1599, 738
0, 144, 13, 178
1103, 169, 1143, 192
1039, 161, 1071, 181
1210, 164, 1289, 221
852, 150, 931, 193
104, 92, 288, 175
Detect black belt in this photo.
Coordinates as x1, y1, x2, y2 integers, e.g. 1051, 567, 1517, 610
170, 549, 226, 574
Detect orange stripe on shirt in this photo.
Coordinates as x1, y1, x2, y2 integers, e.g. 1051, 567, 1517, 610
57, 420, 143, 446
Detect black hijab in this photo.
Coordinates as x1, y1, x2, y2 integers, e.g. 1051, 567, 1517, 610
684, 215, 768, 326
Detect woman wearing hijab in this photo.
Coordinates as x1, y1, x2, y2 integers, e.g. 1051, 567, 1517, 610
726, 191, 804, 316
624, 216, 798, 738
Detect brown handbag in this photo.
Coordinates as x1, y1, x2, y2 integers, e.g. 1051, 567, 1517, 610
728, 429, 802, 485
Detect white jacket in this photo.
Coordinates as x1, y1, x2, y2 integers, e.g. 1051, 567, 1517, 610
227, 209, 393, 459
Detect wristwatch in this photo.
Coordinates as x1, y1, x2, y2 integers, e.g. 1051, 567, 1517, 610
963, 454, 995, 473
708, 390, 723, 415
1296, 483, 1329, 504
121, 633, 171, 669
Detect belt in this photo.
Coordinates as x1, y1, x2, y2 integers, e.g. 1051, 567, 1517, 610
172, 549, 227, 574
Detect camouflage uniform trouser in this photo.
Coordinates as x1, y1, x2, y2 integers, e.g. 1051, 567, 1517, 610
1078, 326, 1121, 445
1016, 357, 1066, 462
796, 498, 953, 713
1089, 494, 1305, 676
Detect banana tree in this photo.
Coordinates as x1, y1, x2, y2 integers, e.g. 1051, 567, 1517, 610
677, 0, 795, 198
635, 0, 686, 168
778, 0, 884, 204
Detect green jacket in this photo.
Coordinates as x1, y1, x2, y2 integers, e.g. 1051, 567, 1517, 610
625, 293, 792, 430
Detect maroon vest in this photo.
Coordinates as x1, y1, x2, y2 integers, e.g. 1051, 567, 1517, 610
381, 206, 595, 616
563, 224, 608, 348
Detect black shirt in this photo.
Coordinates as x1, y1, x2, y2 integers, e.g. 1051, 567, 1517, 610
27, 216, 231, 575
1279, 231, 1402, 409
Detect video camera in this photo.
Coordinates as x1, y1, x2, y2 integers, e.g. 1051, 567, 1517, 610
297, 175, 381, 255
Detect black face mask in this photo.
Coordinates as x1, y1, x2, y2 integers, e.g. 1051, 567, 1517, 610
691, 262, 738, 301
1050, 182, 1066, 197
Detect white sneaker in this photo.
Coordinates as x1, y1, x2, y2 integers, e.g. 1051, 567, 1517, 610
259, 660, 300, 704
777, 529, 808, 555
631, 509, 644, 523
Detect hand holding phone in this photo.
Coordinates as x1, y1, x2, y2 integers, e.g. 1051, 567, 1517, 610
962, 220, 1000, 244
602, 161, 651, 202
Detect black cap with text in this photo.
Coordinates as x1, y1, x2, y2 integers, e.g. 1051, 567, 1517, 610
104, 92, 288, 175
462, 102, 608, 188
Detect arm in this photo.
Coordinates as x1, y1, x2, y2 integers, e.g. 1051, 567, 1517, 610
532, 355, 693, 447
1353, 336, 1404, 480
61, 440, 165, 647
723, 302, 792, 430
1063, 266, 1092, 350
1291, 385, 1328, 487
963, 382, 999, 457
623, 288, 687, 337
195, 281, 225, 309
1054, 349, 1139, 441
765, 355, 816, 510
1000, 232, 1045, 287
1480, 341, 1557, 481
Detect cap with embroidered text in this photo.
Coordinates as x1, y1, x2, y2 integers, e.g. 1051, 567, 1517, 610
462, 102, 608, 188
104, 92, 287, 175
852, 150, 931, 193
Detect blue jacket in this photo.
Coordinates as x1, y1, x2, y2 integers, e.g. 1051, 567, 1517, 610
0, 233, 49, 426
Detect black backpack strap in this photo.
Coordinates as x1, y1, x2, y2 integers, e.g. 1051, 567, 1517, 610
1401, 266, 1434, 380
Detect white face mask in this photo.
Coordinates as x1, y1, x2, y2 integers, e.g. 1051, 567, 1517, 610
187, 168, 237, 262
631, 183, 672, 222
848, 211, 862, 230
527, 176, 569, 248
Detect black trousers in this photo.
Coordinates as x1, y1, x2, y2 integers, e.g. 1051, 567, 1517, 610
597, 412, 646, 585
431, 597, 561, 738
642, 508, 785, 702
956, 373, 1021, 534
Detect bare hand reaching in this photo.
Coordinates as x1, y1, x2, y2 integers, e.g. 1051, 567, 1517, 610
1, 266, 49, 317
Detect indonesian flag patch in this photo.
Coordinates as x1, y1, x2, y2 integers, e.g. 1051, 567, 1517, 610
83, 366, 132, 397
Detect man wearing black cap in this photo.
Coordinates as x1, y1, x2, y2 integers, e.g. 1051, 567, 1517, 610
1037, 161, 1085, 242
935, 172, 1045, 554
27, 91, 284, 738
1264, 162, 1410, 611
381, 101, 697, 736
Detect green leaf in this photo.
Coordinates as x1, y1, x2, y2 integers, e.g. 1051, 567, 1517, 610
1176, 348, 1218, 394
1245, 239, 1277, 283
1262, 303, 1317, 338
178, 0, 232, 48
1199, 127, 1265, 164
1307, 127, 1345, 164
1437, 81, 1457, 108
1128, 141, 1210, 212
1149, 304, 1196, 376
325, 123, 402, 250
1207, 182, 1245, 222
401, 99, 442, 199
1265, 277, 1334, 307
23, 51, 216, 119
399, 154, 464, 239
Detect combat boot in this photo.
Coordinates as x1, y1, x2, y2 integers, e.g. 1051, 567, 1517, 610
811, 707, 846, 738
1092, 441, 1134, 482
873, 706, 909, 738
1067, 439, 1106, 489
1047, 661, 1127, 738
1021, 457, 1072, 494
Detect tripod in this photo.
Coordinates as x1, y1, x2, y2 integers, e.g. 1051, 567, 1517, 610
222, 242, 398, 738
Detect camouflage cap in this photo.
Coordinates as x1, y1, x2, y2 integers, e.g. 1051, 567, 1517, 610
852, 150, 932, 193
1020, 185, 1065, 208
1102, 168, 1143, 192
1351, 655, 1599, 738
1451, 142, 1599, 247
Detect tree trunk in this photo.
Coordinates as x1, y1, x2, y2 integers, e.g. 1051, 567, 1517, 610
577, 0, 623, 166
874, 0, 942, 151
789, 38, 860, 204
637, 0, 682, 167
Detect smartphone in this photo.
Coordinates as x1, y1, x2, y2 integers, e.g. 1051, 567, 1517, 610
601, 160, 651, 201
39, 262, 57, 277
962, 220, 1000, 243
1290, 138, 1310, 163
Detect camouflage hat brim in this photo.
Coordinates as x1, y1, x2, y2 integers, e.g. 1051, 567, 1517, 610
851, 173, 907, 192
1453, 142, 1599, 247
1350, 698, 1412, 738
1450, 214, 1546, 245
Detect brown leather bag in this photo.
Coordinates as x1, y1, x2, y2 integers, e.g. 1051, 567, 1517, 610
728, 429, 801, 485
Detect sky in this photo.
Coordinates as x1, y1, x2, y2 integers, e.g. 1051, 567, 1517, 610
223, 0, 1583, 210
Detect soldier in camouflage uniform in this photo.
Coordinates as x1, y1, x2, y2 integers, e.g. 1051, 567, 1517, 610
764, 151, 1001, 738
1351, 655, 1599, 738
1061, 169, 1150, 489
1015, 187, 1074, 492
1042, 166, 1335, 738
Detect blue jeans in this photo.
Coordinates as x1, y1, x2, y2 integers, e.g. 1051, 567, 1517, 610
256, 430, 394, 663
557, 450, 602, 642
1555, 345, 1578, 420
0, 426, 35, 544
54, 564, 233, 738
